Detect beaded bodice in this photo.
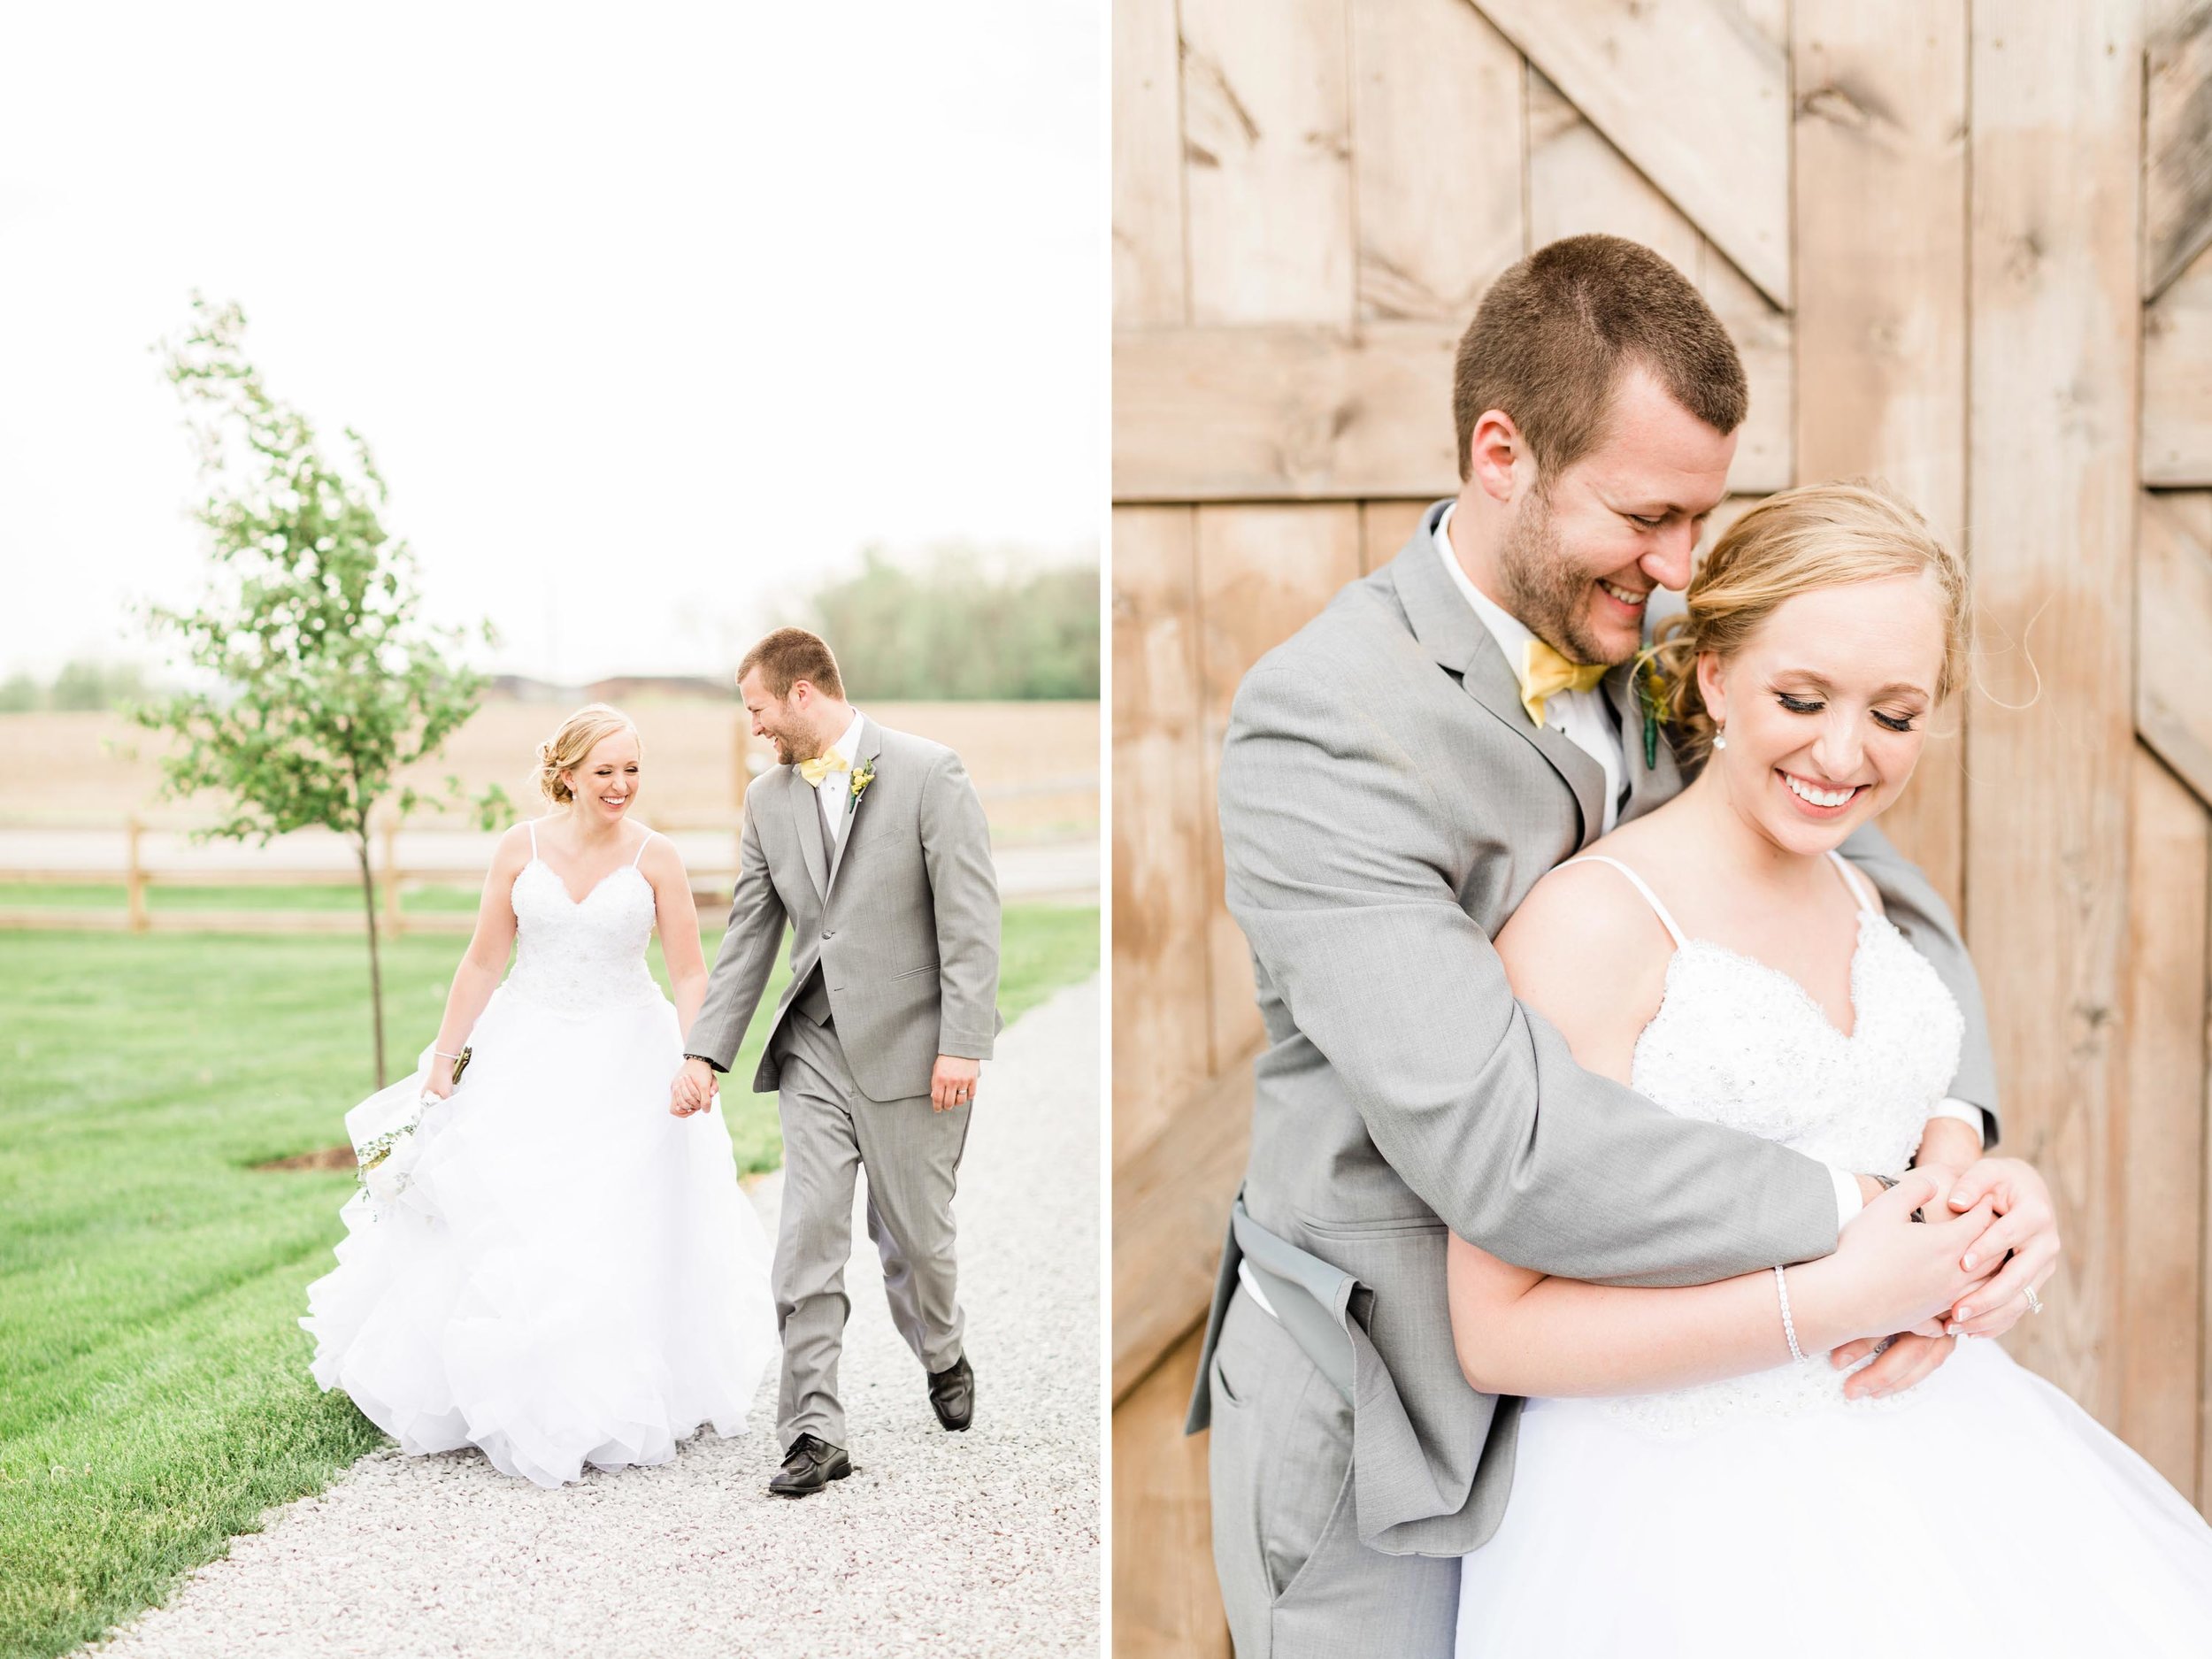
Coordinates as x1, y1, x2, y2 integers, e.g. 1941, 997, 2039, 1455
1569, 853, 1964, 1436
502, 832, 663, 1018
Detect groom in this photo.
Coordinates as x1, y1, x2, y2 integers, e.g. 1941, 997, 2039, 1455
676, 626, 1001, 1496
1192, 234, 2055, 1655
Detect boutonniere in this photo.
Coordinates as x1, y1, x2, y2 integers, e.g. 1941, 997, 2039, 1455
847, 758, 876, 817
1631, 647, 1668, 771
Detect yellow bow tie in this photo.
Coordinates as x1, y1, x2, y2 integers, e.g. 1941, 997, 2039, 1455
797, 753, 851, 787
1517, 639, 1607, 727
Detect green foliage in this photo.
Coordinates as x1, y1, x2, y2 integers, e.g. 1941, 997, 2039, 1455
128, 296, 505, 1083
0, 672, 37, 712
131, 297, 499, 847
810, 546, 1099, 701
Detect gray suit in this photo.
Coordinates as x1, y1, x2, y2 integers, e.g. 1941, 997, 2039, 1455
687, 715, 1001, 1449
1194, 504, 1998, 1656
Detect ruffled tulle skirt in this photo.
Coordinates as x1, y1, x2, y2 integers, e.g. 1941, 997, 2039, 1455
301, 983, 776, 1488
1455, 1336, 2212, 1655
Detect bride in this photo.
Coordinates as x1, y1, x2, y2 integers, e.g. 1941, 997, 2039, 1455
1450, 485, 2212, 1653
303, 704, 775, 1488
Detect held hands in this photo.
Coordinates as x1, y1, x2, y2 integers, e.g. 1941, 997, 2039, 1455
1822, 1157, 2062, 1396
670, 1056, 718, 1118
931, 1055, 979, 1114
1804, 1171, 2001, 1349
1938, 1156, 2060, 1339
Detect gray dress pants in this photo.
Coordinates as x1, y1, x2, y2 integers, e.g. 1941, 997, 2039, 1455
1209, 1287, 1461, 1657
771, 1010, 970, 1452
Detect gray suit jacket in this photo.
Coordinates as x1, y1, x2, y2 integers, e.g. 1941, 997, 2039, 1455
687, 716, 1002, 1102
1189, 502, 1999, 1555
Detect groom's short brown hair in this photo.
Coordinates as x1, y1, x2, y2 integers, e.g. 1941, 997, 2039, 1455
1453, 234, 1747, 484
738, 627, 845, 701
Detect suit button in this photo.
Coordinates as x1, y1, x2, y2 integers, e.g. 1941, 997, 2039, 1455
821, 931, 833, 941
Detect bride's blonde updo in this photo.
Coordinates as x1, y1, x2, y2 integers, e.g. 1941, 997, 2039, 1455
1647, 480, 1969, 763
534, 703, 641, 804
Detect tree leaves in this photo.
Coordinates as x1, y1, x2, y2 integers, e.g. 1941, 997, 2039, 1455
131, 296, 503, 1084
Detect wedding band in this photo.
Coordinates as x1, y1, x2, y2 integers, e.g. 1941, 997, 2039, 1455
2024, 1286, 2044, 1315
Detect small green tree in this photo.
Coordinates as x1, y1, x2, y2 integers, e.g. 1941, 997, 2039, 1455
133, 296, 504, 1087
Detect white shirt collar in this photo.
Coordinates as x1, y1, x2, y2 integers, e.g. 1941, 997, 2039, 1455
825, 708, 864, 766
1432, 503, 1539, 668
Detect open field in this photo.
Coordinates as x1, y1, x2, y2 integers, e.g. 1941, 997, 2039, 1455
0, 700, 1099, 837
0, 905, 1096, 1659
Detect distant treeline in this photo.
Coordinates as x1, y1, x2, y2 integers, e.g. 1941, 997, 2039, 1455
811, 548, 1099, 701
0, 661, 148, 712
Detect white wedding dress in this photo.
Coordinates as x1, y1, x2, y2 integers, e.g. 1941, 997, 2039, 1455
302, 824, 776, 1488
1455, 853, 2212, 1655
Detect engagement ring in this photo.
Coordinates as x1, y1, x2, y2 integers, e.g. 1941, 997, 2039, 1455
2024, 1286, 2045, 1316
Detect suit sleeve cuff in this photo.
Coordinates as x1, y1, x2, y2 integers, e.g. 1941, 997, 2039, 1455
1928, 1096, 1989, 1141
1831, 1164, 1866, 1232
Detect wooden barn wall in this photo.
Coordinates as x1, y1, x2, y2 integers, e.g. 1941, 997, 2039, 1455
1111, 3, 2212, 1652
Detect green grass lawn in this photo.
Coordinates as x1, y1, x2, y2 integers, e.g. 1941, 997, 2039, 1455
0, 903, 1095, 1659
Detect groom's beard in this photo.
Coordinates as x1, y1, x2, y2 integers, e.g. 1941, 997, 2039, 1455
1496, 491, 1624, 667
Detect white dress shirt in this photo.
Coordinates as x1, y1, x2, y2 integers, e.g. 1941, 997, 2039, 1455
807, 709, 866, 847
1432, 506, 1985, 1229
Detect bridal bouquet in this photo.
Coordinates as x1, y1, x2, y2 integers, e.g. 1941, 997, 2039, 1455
344, 1047, 464, 1218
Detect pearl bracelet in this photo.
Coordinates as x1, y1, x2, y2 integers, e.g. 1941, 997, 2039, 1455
1773, 1264, 1807, 1363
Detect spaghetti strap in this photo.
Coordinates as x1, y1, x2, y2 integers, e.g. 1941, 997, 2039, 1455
526, 818, 539, 859
1557, 855, 1688, 949
1825, 850, 1876, 912
630, 828, 655, 868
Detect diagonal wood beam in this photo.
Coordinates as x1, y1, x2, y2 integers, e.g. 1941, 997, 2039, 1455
2138, 491, 2212, 810
1474, 0, 1792, 308
2145, 0, 2212, 300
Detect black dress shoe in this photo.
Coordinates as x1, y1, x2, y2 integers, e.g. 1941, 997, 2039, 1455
927, 1355, 974, 1432
768, 1432, 853, 1497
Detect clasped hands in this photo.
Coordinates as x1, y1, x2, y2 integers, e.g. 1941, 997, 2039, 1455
665, 1053, 982, 1116
1824, 1148, 2061, 1402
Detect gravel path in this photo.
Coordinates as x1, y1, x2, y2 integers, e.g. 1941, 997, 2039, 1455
88, 978, 1102, 1658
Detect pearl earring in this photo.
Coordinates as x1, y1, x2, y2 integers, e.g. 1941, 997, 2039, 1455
1713, 726, 1728, 751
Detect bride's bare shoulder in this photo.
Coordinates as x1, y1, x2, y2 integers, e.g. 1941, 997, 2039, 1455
1496, 834, 1682, 1036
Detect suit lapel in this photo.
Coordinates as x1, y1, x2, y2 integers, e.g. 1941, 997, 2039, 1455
788, 768, 828, 900
1389, 513, 1607, 849
823, 716, 882, 901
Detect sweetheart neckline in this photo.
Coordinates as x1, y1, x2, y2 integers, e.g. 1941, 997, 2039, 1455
1652, 908, 1879, 1048
517, 856, 648, 909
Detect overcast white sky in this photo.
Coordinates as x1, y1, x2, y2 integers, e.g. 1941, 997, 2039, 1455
0, 1, 1102, 685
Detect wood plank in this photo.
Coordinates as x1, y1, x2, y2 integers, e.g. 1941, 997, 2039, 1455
1349, 0, 1523, 322
1479, 0, 1792, 307
2145, 0, 2212, 301
1524, 69, 1790, 494
1112, 1330, 1230, 1658
1113, 323, 1461, 502
1361, 499, 1434, 572
1111, 508, 1214, 1164
1792, 0, 1969, 920
2122, 743, 2208, 1500
1965, 0, 2143, 1418
1112, 0, 1187, 326
2139, 491, 2212, 810
1196, 504, 1363, 1071
1112, 1054, 1256, 1399
1181, 0, 1355, 326
2144, 242, 2212, 487
1525, 66, 1700, 278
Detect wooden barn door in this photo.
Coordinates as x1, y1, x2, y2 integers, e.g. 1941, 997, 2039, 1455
1113, 3, 2212, 1652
